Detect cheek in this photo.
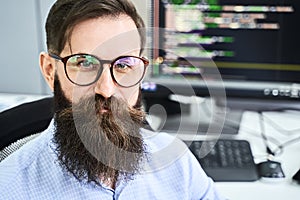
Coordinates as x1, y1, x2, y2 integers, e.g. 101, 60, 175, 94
118, 86, 140, 107
72, 83, 100, 103
56, 70, 71, 96
56, 70, 91, 103
58, 76, 73, 101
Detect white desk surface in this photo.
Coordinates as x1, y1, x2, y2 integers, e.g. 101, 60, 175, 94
219, 110, 300, 200
178, 110, 300, 200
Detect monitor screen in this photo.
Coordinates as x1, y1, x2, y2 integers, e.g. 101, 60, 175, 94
143, 0, 300, 104
141, 0, 300, 135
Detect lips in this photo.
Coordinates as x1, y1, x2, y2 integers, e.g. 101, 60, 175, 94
99, 108, 109, 113
96, 101, 110, 114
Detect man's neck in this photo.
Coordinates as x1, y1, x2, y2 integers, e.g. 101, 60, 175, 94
103, 178, 116, 190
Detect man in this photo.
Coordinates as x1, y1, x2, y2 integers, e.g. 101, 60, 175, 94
0, 0, 224, 199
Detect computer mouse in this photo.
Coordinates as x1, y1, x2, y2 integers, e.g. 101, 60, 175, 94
257, 160, 285, 181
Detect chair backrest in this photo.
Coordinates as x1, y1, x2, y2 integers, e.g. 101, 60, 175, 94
0, 97, 54, 151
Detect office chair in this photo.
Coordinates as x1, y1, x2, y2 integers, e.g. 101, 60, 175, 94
0, 97, 54, 161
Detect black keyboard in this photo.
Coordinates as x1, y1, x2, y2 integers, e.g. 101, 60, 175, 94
188, 139, 259, 182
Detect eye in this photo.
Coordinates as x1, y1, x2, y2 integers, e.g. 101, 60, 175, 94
116, 62, 130, 69
68, 55, 100, 71
113, 56, 143, 74
78, 59, 94, 68
114, 62, 132, 73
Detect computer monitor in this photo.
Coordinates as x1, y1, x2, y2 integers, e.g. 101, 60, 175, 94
141, 0, 300, 135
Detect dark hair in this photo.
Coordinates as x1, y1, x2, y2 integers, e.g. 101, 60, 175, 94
46, 0, 145, 55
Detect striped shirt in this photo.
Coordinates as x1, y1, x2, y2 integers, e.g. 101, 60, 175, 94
0, 120, 224, 200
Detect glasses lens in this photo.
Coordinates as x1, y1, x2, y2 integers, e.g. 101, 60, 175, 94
66, 54, 101, 85
112, 57, 145, 87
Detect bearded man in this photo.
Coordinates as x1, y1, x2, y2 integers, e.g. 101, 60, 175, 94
0, 0, 224, 199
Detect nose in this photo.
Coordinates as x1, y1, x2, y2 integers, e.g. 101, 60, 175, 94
94, 65, 116, 98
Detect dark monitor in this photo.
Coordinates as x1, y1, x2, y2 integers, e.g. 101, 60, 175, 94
142, 0, 300, 135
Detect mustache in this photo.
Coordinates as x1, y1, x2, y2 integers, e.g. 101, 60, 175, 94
96, 95, 110, 111
57, 94, 146, 126
56, 94, 146, 151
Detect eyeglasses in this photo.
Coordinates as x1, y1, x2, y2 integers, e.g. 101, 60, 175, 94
49, 53, 149, 88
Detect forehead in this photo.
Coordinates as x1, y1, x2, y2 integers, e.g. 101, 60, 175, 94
65, 15, 141, 58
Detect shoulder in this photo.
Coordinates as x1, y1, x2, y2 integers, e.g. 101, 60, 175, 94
0, 121, 54, 193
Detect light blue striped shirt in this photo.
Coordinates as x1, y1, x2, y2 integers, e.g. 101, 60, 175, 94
0, 120, 224, 199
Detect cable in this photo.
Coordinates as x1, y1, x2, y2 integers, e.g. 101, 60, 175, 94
258, 111, 300, 157
258, 112, 277, 156
272, 135, 300, 155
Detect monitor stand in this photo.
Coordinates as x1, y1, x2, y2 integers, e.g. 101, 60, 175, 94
147, 96, 243, 135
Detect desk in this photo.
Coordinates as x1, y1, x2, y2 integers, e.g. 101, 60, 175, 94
176, 110, 300, 200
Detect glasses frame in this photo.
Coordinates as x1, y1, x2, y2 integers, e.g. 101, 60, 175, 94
49, 53, 149, 88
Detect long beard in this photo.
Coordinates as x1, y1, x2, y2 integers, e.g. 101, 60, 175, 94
52, 76, 146, 185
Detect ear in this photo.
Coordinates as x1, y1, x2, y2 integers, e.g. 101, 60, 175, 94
39, 52, 55, 92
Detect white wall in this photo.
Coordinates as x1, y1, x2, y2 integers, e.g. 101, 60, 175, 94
0, 0, 55, 95
0, 0, 149, 95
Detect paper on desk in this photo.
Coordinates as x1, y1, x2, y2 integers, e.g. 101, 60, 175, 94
239, 111, 300, 138
263, 110, 300, 132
